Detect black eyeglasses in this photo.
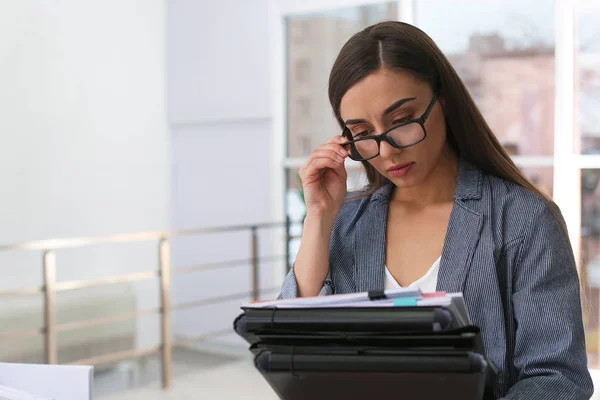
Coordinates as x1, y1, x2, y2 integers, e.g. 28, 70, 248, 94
342, 91, 439, 161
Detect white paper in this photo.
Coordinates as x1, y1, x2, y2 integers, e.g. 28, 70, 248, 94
0, 363, 93, 400
242, 290, 471, 326
244, 287, 422, 309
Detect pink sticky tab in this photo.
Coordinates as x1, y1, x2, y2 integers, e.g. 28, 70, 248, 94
422, 291, 447, 298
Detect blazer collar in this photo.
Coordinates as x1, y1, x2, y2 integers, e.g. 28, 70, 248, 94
454, 158, 483, 201
354, 157, 484, 294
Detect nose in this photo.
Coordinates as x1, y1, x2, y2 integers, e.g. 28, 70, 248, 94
379, 139, 400, 160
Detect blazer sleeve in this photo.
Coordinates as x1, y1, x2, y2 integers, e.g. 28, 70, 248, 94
278, 267, 334, 299
500, 201, 593, 399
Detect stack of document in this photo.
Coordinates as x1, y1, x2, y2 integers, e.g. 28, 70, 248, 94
235, 288, 493, 400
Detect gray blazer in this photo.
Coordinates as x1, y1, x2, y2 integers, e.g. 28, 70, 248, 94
279, 160, 593, 399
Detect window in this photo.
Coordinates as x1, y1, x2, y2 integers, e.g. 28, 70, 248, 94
298, 135, 312, 155
291, 21, 310, 45
413, 0, 555, 216
295, 59, 310, 83
416, 0, 555, 157
577, 3, 600, 154
577, 0, 600, 368
296, 97, 311, 118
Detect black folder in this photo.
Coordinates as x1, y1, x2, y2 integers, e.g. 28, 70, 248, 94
254, 349, 488, 400
234, 305, 496, 400
241, 306, 456, 334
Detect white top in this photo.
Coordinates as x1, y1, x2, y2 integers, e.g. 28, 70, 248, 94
384, 256, 441, 293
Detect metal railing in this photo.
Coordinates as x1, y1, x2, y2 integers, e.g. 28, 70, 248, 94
0, 217, 300, 389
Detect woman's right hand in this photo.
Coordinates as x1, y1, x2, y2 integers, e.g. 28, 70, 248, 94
299, 135, 349, 218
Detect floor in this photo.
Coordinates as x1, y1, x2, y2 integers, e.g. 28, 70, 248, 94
101, 359, 276, 400
95, 347, 277, 400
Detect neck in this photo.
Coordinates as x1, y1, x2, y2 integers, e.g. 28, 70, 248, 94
391, 148, 459, 205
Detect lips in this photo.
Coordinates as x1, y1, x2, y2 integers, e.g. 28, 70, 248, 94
387, 162, 414, 172
387, 162, 415, 178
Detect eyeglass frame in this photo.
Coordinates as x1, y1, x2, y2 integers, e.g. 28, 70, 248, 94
341, 91, 440, 161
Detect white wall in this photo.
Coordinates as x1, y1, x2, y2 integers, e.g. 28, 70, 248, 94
167, 0, 279, 348
0, 0, 170, 353
167, 0, 271, 123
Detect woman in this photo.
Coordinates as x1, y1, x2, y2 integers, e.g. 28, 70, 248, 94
278, 21, 593, 399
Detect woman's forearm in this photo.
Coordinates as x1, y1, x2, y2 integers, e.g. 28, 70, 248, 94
293, 211, 337, 297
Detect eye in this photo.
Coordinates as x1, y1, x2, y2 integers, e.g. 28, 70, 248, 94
350, 127, 371, 138
392, 115, 414, 125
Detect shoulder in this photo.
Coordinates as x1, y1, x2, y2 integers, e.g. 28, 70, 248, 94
484, 173, 547, 209
480, 172, 563, 239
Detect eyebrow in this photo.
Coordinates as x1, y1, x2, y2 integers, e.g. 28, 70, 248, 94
344, 97, 417, 125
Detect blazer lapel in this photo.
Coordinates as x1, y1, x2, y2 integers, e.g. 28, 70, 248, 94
354, 184, 393, 293
352, 159, 483, 294
436, 201, 483, 292
437, 160, 484, 293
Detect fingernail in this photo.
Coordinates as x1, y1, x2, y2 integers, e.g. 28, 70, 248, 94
339, 149, 348, 156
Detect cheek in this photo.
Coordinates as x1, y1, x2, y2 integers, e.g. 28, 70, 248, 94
422, 116, 447, 151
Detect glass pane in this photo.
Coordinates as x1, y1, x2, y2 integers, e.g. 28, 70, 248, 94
286, 167, 305, 223
577, 2, 600, 154
581, 169, 600, 367
286, 167, 304, 268
286, 2, 398, 158
415, 0, 555, 156
519, 166, 553, 198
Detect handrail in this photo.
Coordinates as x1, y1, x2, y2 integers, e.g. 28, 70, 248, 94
0, 221, 294, 252
0, 217, 301, 390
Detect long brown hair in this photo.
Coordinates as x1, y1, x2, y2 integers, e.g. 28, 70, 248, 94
328, 21, 563, 229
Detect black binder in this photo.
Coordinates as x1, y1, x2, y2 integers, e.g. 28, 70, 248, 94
241, 306, 457, 333
234, 305, 496, 400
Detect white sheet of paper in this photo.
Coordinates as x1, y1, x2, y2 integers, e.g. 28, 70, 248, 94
242, 290, 471, 326
244, 287, 421, 309
0, 363, 93, 400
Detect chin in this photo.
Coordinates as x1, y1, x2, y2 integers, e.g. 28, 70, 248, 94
386, 175, 420, 188
383, 164, 423, 187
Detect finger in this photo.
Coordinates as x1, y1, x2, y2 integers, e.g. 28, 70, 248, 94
305, 150, 344, 167
307, 144, 344, 161
301, 157, 345, 178
303, 157, 344, 178
314, 145, 348, 158
325, 135, 346, 145
336, 134, 352, 145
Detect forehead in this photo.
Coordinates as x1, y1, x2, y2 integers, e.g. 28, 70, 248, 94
340, 69, 425, 120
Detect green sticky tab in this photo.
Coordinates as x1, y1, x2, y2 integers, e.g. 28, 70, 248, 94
393, 298, 418, 307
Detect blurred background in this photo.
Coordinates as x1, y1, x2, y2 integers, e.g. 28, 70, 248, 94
0, 0, 598, 399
